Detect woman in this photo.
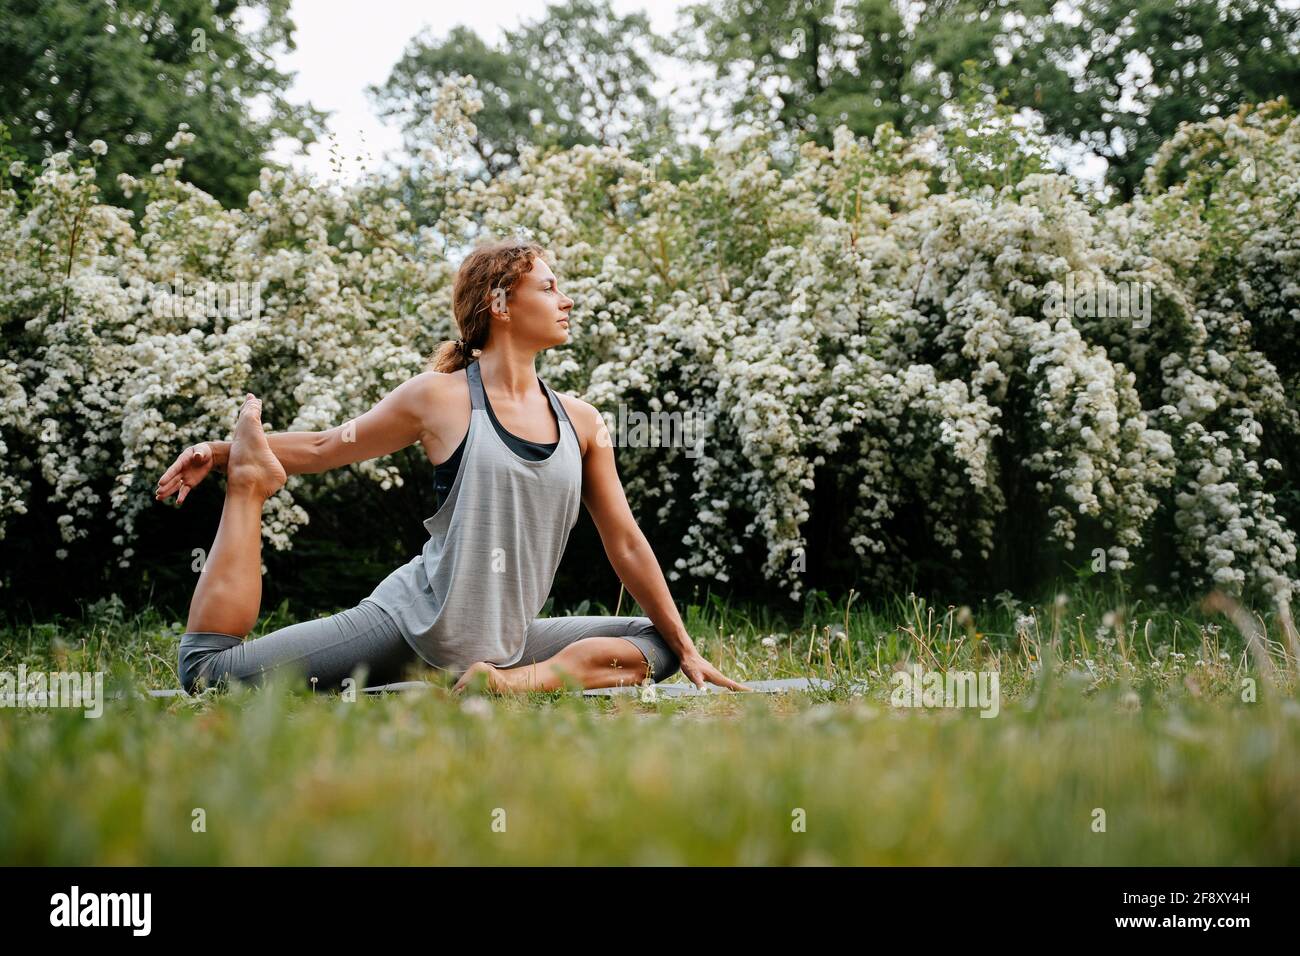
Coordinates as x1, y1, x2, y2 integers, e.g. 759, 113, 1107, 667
154, 238, 749, 697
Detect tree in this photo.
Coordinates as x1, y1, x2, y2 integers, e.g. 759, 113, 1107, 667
370, 0, 678, 174
0, 0, 326, 207
671, 0, 927, 148
991, 0, 1300, 198
671, 0, 1300, 198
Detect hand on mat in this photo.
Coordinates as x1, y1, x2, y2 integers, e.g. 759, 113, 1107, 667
155, 441, 218, 505
678, 652, 753, 693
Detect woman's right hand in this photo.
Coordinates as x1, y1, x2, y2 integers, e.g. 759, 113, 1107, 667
155, 442, 221, 504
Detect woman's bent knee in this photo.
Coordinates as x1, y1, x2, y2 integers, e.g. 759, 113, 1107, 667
177, 632, 243, 694
626, 617, 681, 682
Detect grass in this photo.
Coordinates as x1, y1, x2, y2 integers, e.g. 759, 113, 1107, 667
1, 583, 1298, 864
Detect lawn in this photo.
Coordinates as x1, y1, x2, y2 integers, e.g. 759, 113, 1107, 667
1, 587, 1297, 865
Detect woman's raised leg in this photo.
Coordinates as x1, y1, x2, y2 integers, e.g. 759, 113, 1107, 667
176, 395, 424, 693
184, 394, 286, 636
178, 599, 422, 694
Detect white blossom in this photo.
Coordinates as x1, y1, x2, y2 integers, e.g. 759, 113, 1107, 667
0, 85, 1294, 606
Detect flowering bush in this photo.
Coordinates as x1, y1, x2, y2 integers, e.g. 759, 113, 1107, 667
1, 77, 1295, 609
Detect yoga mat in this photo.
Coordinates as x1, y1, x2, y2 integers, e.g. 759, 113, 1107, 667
581, 677, 868, 697
137, 676, 867, 698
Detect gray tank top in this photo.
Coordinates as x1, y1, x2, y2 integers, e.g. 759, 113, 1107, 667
366, 359, 583, 674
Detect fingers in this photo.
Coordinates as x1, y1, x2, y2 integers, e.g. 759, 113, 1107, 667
707, 670, 751, 692
155, 475, 187, 503
156, 448, 192, 492
701, 664, 753, 693
155, 472, 178, 500
154, 476, 186, 503
679, 666, 752, 694
723, 676, 755, 692
155, 469, 186, 501
155, 445, 210, 503
157, 454, 184, 487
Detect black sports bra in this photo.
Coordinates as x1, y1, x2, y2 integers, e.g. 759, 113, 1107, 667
433, 373, 559, 509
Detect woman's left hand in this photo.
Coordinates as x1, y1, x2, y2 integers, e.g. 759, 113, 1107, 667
678, 652, 753, 692
155, 441, 222, 504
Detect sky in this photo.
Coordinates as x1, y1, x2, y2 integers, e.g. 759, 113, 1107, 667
268, 0, 700, 183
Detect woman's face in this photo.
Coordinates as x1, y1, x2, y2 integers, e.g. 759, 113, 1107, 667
493, 256, 573, 348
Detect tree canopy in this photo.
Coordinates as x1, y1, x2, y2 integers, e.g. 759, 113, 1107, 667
0, 0, 325, 207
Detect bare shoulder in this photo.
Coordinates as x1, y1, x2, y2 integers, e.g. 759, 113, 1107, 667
416, 367, 454, 395
553, 391, 605, 456
407, 368, 471, 456
379, 369, 435, 413
406, 368, 470, 405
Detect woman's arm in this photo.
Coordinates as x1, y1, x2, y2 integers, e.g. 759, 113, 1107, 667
569, 398, 750, 691
205, 432, 320, 475
214, 373, 437, 475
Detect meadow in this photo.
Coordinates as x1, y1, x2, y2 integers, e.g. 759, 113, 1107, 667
2, 586, 1296, 865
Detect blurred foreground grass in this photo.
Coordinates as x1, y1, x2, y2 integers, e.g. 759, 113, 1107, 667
1, 585, 1298, 864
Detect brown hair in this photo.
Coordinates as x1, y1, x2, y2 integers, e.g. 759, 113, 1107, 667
427, 237, 549, 373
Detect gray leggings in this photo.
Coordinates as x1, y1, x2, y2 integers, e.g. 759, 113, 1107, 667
177, 599, 681, 694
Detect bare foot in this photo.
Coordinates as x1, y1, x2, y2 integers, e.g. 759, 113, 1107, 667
226, 394, 287, 498
453, 661, 512, 694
